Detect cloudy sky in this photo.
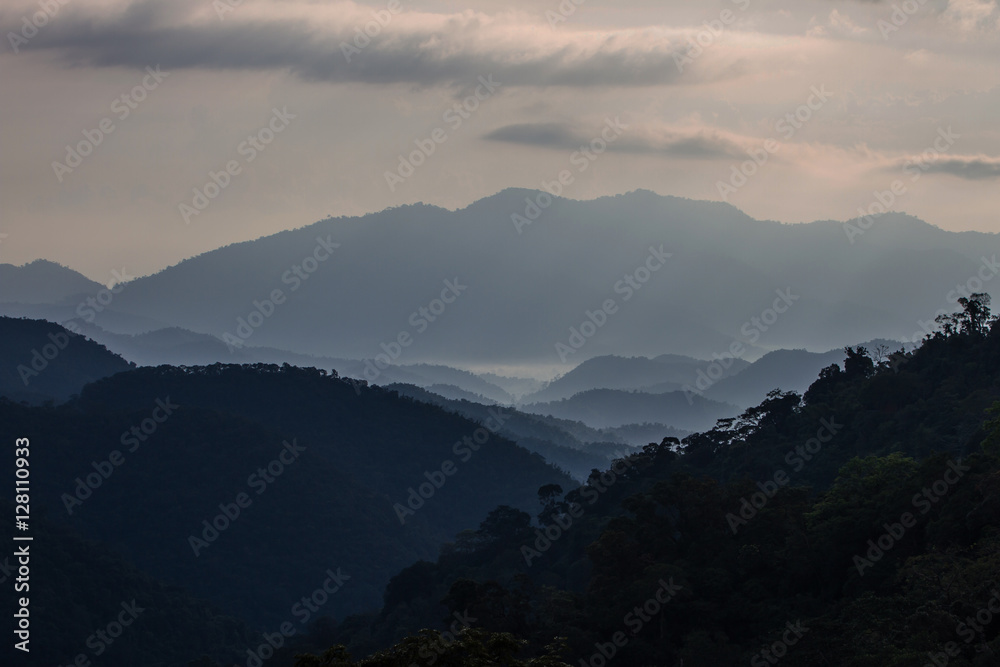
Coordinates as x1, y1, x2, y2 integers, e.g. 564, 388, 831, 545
1, 0, 999, 281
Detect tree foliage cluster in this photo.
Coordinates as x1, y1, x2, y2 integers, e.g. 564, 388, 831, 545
290, 295, 1000, 666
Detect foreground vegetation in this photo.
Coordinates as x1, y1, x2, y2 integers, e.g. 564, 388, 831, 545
289, 295, 1000, 666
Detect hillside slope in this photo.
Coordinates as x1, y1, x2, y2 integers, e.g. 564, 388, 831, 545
0, 363, 572, 628
0, 316, 133, 403
303, 299, 1000, 666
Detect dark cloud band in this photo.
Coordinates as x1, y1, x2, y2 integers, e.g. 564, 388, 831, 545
485, 121, 747, 159
3, 0, 703, 88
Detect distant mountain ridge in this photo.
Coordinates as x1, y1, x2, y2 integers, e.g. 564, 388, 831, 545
0, 259, 103, 304
523, 354, 750, 403
701, 348, 848, 408
4, 190, 996, 366
522, 388, 738, 431
0, 316, 133, 403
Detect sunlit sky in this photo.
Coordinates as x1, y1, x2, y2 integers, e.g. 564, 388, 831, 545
2, 0, 999, 281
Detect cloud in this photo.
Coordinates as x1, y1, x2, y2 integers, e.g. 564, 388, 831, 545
943, 0, 1000, 31
485, 123, 581, 147
807, 9, 869, 37
484, 121, 750, 159
0, 0, 746, 88
919, 155, 1000, 179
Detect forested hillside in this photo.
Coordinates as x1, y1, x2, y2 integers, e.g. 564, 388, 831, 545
0, 499, 256, 667
0, 316, 133, 404
4, 298, 1000, 666
283, 295, 1000, 666
0, 345, 573, 638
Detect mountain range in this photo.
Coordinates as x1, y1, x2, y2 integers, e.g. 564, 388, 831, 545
3, 190, 999, 666
3, 190, 996, 369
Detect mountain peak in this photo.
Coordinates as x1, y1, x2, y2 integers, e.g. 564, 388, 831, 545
0, 259, 104, 304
